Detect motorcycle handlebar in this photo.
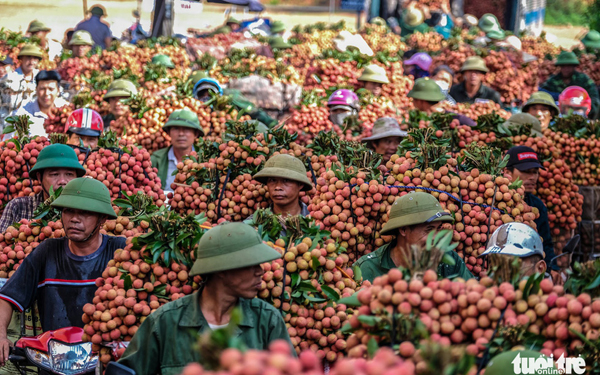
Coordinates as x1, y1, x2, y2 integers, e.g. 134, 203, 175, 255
106, 362, 136, 375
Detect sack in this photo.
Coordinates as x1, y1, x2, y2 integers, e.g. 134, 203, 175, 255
226, 75, 302, 111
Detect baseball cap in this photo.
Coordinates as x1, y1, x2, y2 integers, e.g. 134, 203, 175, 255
506, 146, 545, 171
0, 56, 13, 66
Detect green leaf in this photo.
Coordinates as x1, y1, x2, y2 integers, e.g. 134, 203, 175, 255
585, 274, 600, 290
358, 315, 380, 326
304, 295, 326, 303
353, 265, 362, 282
367, 338, 379, 359
291, 273, 300, 288
2, 125, 15, 134
311, 256, 321, 271
441, 253, 456, 266
123, 274, 132, 290
338, 293, 360, 306
320, 285, 340, 302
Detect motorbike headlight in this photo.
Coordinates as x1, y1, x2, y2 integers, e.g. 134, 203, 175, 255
26, 347, 52, 371
48, 340, 98, 375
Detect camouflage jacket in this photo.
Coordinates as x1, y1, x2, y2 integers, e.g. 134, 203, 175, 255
541, 71, 600, 119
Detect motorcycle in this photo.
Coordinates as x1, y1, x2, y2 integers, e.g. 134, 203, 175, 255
9, 325, 98, 375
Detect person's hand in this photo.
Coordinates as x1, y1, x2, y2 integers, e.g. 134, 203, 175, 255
0, 337, 13, 366
551, 270, 564, 286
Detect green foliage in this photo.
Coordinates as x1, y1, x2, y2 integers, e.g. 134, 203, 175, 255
399, 127, 451, 170
457, 143, 509, 177
588, 0, 600, 31
196, 307, 246, 370
112, 191, 160, 225
565, 259, 600, 297
32, 187, 63, 225
545, 0, 588, 26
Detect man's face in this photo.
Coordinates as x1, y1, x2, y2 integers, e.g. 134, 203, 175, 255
463, 70, 483, 87
228, 23, 240, 31
108, 96, 129, 117
72, 45, 92, 58
527, 104, 552, 131
62, 208, 106, 242
560, 65, 576, 79
506, 167, 539, 193
520, 256, 546, 277
399, 221, 443, 248
372, 137, 402, 162
68, 133, 99, 149
266, 177, 303, 209
32, 30, 49, 40
36, 80, 60, 109
41, 168, 78, 193
19, 56, 41, 75
169, 126, 198, 151
404, 63, 416, 77
365, 81, 384, 97
215, 264, 265, 299
413, 99, 435, 113
0, 64, 11, 77
433, 70, 453, 90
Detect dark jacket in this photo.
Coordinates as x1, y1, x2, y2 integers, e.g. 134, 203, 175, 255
450, 81, 503, 105
524, 192, 558, 271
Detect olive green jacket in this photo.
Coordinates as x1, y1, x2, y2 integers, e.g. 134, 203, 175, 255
150, 147, 171, 190
356, 243, 474, 283
118, 292, 293, 375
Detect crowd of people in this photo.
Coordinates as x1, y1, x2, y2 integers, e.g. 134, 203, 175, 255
0, 3, 597, 374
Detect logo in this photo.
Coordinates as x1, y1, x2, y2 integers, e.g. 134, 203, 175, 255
517, 152, 538, 161
511, 353, 586, 375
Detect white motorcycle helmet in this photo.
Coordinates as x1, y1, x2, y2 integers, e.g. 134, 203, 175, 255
480, 222, 544, 258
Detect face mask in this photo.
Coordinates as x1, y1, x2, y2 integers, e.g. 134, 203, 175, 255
331, 112, 351, 126
435, 80, 450, 92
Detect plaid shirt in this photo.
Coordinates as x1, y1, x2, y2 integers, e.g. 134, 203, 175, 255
0, 193, 44, 232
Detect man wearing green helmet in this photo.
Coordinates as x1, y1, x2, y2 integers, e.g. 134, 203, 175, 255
521, 91, 560, 132
118, 222, 292, 375
0, 178, 125, 366
211, 16, 242, 36
27, 20, 62, 61
0, 44, 42, 132
540, 51, 599, 119
68, 30, 95, 58
0, 144, 86, 232
151, 109, 204, 192
102, 79, 138, 126
356, 191, 473, 282
449, 56, 502, 105
253, 154, 313, 217
358, 64, 390, 97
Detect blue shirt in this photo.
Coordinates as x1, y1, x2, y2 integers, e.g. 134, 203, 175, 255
75, 15, 113, 49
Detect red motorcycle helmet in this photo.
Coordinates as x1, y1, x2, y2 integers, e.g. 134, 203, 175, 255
558, 86, 592, 117
66, 108, 104, 137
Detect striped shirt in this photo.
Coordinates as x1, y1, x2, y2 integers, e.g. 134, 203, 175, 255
0, 193, 44, 232
0, 235, 126, 331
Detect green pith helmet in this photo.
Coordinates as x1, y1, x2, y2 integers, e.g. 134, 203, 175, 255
69, 30, 94, 46
269, 36, 292, 49
163, 109, 204, 136
104, 79, 138, 100
190, 222, 282, 276
29, 144, 86, 180
403, 8, 424, 28
370, 17, 387, 26
487, 29, 506, 40
582, 30, 600, 50
27, 20, 51, 33
359, 64, 390, 84
253, 154, 313, 191
460, 56, 489, 73
18, 44, 43, 59
408, 78, 446, 102
51, 177, 117, 219
271, 20, 285, 34
478, 13, 501, 33
90, 5, 106, 16
522, 91, 560, 117
380, 192, 454, 235
151, 54, 175, 68
485, 350, 558, 375
189, 70, 209, 86
503, 113, 542, 137
555, 51, 580, 66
